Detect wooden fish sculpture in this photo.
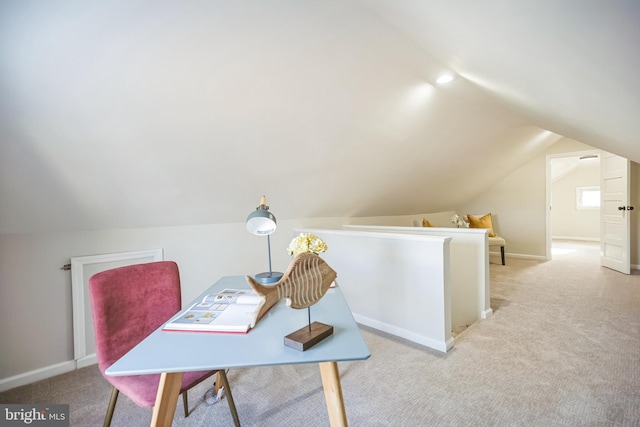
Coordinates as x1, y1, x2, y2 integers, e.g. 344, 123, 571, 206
246, 252, 337, 320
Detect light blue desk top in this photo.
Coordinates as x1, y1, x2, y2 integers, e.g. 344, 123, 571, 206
106, 276, 370, 376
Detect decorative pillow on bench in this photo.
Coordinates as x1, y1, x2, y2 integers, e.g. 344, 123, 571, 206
466, 213, 496, 237
422, 218, 435, 227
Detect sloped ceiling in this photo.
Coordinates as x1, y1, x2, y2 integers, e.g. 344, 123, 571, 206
0, 1, 637, 234
359, 0, 640, 162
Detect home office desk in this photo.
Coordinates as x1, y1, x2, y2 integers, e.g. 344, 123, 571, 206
106, 276, 370, 427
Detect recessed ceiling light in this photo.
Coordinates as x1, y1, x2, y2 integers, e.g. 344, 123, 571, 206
436, 73, 456, 85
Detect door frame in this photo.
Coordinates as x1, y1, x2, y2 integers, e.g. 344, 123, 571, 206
545, 149, 601, 260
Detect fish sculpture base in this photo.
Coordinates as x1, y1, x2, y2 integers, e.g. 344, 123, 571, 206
284, 321, 334, 351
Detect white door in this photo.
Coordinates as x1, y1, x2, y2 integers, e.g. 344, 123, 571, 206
600, 152, 632, 274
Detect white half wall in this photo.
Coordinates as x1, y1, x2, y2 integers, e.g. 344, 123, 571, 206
296, 227, 453, 353
343, 225, 492, 329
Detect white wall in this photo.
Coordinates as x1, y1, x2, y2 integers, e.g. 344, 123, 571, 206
0, 212, 481, 388
4, 136, 640, 388
459, 137, 640, 265
0, 216, 346, 390
551, 160, 600, 240
345, 211, 457, 228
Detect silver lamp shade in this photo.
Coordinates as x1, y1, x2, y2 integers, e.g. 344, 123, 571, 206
246, 209, 277, 235
246, 196, 283, 284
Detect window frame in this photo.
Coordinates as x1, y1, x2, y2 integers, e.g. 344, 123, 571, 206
576, 186, 600, 210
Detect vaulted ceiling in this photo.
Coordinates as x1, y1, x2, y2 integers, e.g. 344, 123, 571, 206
1, 1, 638, 234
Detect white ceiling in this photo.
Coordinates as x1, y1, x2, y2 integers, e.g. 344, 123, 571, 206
1, 1, 638, 234
360, 0, 640, 160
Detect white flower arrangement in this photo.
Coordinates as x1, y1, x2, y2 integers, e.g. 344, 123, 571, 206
451, 214, 469, 228
287, 233, 328, 256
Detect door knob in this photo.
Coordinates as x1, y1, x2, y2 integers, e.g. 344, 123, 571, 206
628, 206, 635, 211
618, 206, 626, 211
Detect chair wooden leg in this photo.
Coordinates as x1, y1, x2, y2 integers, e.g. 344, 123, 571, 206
214, 371, 223, 396
103, 387, 119, 427
183, 391, 189, 418
501, 246, 505, 265
218, 370, 241, 427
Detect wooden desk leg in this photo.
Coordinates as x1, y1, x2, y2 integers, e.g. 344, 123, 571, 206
319, 361, 348, 427
150, 372, 183, 427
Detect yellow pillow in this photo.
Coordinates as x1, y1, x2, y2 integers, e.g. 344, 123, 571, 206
422, 218, 434, 227
467, 213, 496, 237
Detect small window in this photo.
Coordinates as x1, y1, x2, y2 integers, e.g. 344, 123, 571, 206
576, 186, 600, 209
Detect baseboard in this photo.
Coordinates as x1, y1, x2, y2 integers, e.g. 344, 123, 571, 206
488, 250, 545, 261
503, 252, 546, 261
352, 313, 453, 353
76, 354, 97, 369
0, 361, 76, 393
481, 308, 493, 319
498, 251, 635, 268
552, 236, 600, 242
0, 356, 98, 393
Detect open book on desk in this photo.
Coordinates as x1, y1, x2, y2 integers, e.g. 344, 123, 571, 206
163, 288, 266, 333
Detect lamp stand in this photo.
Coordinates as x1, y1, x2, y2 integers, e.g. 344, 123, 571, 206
254, 235, 283, 284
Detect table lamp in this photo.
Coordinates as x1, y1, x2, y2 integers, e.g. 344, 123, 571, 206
246, 196, 283, 284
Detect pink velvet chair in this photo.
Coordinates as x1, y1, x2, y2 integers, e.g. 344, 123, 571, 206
89, 261, 240, 427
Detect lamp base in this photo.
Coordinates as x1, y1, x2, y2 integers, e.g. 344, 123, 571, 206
254, 271, 283, 284
284, 321, 333, 351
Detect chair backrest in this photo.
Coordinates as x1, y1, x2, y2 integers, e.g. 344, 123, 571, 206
89, 261, 182, 375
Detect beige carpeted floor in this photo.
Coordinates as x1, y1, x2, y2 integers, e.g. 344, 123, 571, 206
2, 240, 639, 426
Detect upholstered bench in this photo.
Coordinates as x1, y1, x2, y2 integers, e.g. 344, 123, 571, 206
413, 213, 507, 265
488, 236, 506, 265
467, 214, 506, 265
